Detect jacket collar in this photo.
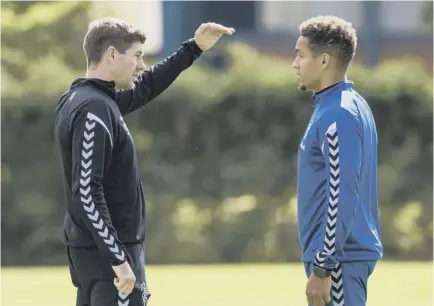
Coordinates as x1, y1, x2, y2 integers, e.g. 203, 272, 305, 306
71, 77, 117, 100
313, 80, 354, 104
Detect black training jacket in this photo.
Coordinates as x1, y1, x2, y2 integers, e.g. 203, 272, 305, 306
54, 39, 202, 266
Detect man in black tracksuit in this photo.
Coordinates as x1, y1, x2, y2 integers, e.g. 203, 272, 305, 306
54, 18, 234, 306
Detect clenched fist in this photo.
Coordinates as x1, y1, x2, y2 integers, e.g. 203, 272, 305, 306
194, 22, 235, 51
112, 261, 136, 295
306, 273, 332, 306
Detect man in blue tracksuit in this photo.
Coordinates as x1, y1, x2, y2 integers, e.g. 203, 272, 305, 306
292, 16, 383, 306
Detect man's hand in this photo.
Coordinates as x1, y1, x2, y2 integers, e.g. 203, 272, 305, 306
112, 261, 136, 295
194, 22, 235, 51
306, 273, 332, 306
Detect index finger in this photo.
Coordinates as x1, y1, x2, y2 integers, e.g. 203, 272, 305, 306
209, 23, 235, 35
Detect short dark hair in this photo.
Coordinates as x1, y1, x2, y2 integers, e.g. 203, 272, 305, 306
299, 16, 357, 69
83, 17, 146, 66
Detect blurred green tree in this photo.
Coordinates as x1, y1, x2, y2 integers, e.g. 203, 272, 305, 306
1, 1, 92, 101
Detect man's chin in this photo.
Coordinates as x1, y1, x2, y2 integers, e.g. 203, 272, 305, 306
129, 79, 138, 89
298, 84, 307, 91
118, 82, 135, 90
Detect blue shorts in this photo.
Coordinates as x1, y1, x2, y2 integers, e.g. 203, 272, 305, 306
304, 261, 377, 306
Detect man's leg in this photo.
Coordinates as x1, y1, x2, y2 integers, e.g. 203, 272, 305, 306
67, 246, 89, 306
329, 261, 376, 306
90, 280, 147, 306
76, 287, 88, 306
68, 244, 151, 306
68, 246, 114, 306
331, 261, 376, 306
304, 261, 377, 306
126, 243, 151, 305
90, 244, 151, 306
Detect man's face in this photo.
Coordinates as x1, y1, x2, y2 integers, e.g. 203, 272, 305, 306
112, 41, 146, 90
292, 36, 323, 92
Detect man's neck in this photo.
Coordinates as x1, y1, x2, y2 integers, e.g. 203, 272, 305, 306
314, 73, 346, 94
86, 66, 114, 83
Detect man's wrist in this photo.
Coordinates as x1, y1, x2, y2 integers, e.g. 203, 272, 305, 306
111, 259, 127, 267
313, 264, 332, 278
190, 38, 204, 54
313, 250, 337, 272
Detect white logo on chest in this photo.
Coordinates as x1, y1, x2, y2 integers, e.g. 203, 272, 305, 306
300, 120, 314, 151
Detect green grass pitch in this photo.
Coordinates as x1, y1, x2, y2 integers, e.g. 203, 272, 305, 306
2, 261, 432, 306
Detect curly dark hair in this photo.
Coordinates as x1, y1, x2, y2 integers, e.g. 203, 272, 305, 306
299, 16, 357, 69
83, 17, 146, 66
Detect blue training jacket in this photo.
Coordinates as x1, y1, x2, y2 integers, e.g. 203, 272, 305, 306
297, 80, 383, 270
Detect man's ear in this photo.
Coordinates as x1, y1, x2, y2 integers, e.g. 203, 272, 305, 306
321, 53, 331, 69
106, 46, 117, 63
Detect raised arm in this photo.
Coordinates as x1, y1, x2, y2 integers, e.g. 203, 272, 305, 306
115, 39, 203, 115
70, 99, 127, 266
116, 22, 235, 116
314, 108, 362, 271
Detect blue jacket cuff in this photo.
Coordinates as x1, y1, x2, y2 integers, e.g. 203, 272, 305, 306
314, 251, 338, 271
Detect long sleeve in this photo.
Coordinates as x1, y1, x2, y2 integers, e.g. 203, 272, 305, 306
116, 38, 203, 115
70, 100, 127, 266
314, 108, 362, 271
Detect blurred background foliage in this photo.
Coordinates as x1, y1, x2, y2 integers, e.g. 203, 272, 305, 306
1, 1, 90, 99
1, 1, 432, 265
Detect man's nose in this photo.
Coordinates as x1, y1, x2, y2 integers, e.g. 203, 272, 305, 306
138, 60, 146, 71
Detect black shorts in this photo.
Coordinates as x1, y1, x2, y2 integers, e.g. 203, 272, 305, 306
67, 243, 151, 306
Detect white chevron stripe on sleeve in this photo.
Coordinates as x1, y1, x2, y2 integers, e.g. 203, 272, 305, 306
87, 112, 113, 147
331, 264, 345, 306
79, 112, 125, 262
314, 121, 345, 305
118, 291, 130, 306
